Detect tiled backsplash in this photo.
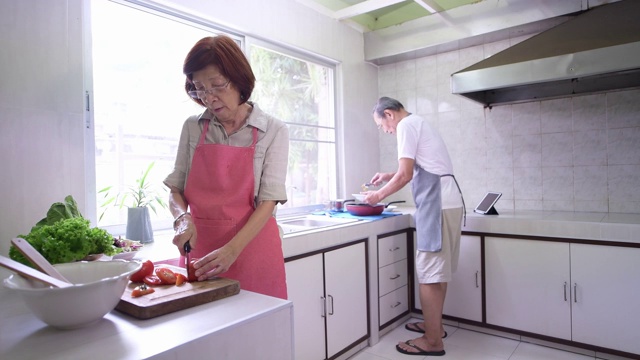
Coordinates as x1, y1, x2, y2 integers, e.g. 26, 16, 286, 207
377, 37, 640, 214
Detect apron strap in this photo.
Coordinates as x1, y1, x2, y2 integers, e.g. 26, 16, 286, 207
199, 120, 258, 147
198, 120, 211, 145
440, 174, 466, 227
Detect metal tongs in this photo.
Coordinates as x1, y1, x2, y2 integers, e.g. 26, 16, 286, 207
183, 241, 191, 278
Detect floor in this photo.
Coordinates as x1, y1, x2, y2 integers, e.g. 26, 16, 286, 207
349, 319, 624, 360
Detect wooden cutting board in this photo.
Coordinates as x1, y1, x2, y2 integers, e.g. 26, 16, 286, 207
115, 265, 240, 319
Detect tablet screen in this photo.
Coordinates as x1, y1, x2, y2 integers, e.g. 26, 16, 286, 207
474, 192, 502, 214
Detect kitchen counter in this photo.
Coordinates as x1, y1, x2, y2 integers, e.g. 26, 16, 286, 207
0, 266, 293, 360
279, 207, 639, 255
0, 230, 294, 360
461, 210, 640, 244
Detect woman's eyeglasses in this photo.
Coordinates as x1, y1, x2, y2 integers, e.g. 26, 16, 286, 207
188, 80, 230, 100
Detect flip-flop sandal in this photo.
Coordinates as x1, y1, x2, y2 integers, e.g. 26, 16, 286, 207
396, 340, 446, 356
404, 323, 448, 338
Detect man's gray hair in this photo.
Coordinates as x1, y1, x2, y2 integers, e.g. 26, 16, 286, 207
372, 97, 405, 117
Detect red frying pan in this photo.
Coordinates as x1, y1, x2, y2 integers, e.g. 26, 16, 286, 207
345, 201, 405, 216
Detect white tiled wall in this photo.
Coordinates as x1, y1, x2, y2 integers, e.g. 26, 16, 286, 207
378, 38, 640, 214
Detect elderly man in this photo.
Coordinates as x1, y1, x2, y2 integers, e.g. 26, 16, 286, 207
363, 97, 464, 356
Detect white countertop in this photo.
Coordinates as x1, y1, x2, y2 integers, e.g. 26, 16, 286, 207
0, 230, 294, 360
0, 270, 292, 360
278, 206, 639, 247
461, 210, 640, 244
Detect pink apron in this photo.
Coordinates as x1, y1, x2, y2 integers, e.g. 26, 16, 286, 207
182, 119, 287, 299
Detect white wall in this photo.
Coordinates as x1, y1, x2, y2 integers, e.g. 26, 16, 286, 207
378, 35, 640, 213
0, 0, 379, 256
0, 0, 87, 257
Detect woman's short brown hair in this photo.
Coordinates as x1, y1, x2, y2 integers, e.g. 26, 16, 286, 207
183, 35, 255, 106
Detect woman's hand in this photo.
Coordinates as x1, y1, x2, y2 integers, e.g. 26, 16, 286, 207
172, 215, 196, 256
192, 243, 240, 280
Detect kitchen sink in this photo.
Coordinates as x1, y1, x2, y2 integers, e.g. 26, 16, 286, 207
277, 215, 360, 234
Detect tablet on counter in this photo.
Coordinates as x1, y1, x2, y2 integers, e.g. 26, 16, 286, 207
474, 192, 502, 215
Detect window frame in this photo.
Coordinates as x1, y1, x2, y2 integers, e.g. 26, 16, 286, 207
85, 0, 342, 231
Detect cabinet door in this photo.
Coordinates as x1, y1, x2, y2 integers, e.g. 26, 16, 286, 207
285, 254, 326, 360
324, 242, 368, 359
485, 237, 571, 340
571, 244, 640, 355
443, 235, 482, 322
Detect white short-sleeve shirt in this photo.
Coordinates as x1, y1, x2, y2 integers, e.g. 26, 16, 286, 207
396, 114, 462, 209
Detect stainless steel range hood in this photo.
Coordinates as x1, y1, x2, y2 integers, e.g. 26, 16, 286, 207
451, 0, 640, 107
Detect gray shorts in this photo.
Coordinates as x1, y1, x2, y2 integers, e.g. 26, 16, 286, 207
415, 207, 463, 284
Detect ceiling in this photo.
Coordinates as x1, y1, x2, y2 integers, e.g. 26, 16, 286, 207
296, 0, 481, 32
295, 0, 621, 64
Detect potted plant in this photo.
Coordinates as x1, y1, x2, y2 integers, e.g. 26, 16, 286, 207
98, 162, 168, 243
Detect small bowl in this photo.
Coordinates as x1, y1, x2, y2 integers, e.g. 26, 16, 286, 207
3, 260, 141, 329
352, 193, 366, 202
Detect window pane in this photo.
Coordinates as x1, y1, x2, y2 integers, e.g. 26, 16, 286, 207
92, 1, 214, 226
249, 45, 337, 208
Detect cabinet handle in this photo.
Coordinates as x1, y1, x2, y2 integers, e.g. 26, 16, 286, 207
574, 283, 578, 303
389, 246, 400, 252
390, 274, 401, 280
475, 271, 479, 288
563, 282, 567, 302
391, 301, 402, 308
321, 296, 326, 318
328, 295, 335, 315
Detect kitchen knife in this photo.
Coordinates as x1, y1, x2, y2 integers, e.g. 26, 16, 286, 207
183, 241, 191, 279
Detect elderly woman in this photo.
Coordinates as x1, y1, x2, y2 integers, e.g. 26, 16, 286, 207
164, 35, 289, 299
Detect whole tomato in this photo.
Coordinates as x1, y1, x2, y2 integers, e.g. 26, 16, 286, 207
188, 258, 199, 282
130, 260, 154, 283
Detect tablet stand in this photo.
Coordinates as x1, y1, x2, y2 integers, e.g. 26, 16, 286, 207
484, 206, 499, 215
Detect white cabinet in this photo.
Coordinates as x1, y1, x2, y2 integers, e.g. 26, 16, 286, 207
443, 235, 482, 322
413, 234, 482, 323
285, 241, 368, 360
285, 253, 326, 359
378, 232, 409, 327
570, 244, 640, 355
485, 237, 571, 339
485, 237, 640, 355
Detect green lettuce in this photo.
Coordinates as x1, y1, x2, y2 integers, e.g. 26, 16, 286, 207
9, 195, 119, 267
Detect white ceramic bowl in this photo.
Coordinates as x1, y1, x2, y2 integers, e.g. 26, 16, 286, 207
113, 251, 138, 261
352, 193, 366, 202
3, 260, 141, 329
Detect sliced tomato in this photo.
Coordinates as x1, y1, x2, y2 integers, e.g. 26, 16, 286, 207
155, 267, 177, 285
143, 274, 163, 286
130, 260, 154, 283
175, 273, 188, 286
131, 284, 155, 298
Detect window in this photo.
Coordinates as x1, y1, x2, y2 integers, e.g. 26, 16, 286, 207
91, 1, 337, 229
249, 43, 337, 209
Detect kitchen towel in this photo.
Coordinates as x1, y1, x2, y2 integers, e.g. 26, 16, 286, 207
312, 210, 402, 221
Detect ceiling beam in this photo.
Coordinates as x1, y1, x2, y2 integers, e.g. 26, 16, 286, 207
333, 0, 406, 20
413, 0, 444, 14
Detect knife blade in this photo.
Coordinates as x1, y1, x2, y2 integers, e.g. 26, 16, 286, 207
183, 241, 191, 279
